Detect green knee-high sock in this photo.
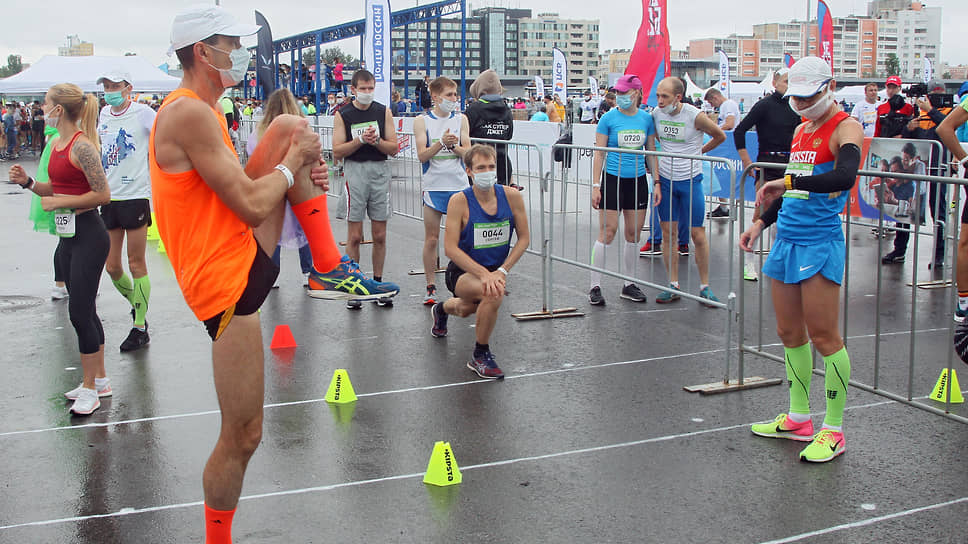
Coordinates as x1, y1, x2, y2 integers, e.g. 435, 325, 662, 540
132, 275, 151, 328
785, 343, 813, 416
822, 347, 851, 429
112, 272, 134, 305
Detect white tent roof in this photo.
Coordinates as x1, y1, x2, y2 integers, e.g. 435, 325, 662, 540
0, 55, 181, 95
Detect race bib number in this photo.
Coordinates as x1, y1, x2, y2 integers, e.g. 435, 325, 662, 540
658, 120, 685, 143
55, 209, 75, 237
430, 138, 458, 160
350, 120, 379, 141
783, 162, 814, 200
617, 129, 646, 149
473, 220, 511, 249
862, 110, 876, 127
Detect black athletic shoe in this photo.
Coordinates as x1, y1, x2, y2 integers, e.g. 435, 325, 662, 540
955, 322, 968, 364
620, 284, 647, 303
120, 327, 149, 352
589, 286, 605, 306
431, 303, 448, 337
708, 206, 730, 218
881, 250, 905, 264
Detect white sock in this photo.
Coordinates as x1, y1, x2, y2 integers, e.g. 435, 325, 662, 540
623, 241, 638, 286
700, 283, 709, 291
959, 296, 968, 311
670, 281, 679, 289
821, 424, 842, 432
590, 240, 608, 289
94, 377, 109, 388
787, 412, 811, 423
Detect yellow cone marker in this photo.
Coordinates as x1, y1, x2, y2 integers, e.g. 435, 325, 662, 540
157, 239, 166, 254
324, 369, 357, 404
146, 213, 160, 241
423, 441, 462, 486
929, 368, 964, 403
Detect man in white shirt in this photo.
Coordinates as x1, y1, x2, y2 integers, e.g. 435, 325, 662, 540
579, 90, 602, 124
850, 82, 880, 138
97, 69, 157, 352
704, 88, 741, 217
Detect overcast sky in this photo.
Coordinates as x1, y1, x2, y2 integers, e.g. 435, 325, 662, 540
1, 0, 965, 71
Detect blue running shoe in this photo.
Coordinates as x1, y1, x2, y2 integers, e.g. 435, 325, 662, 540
307, 255, 400, 300
467, 350, 504, 379
431, 303, 448, 337
698, 286, 720, 307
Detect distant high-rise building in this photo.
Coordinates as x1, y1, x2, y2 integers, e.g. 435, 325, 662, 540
517, 12, 600, 89
688, 0, 941, 81
58, 35, 94, 57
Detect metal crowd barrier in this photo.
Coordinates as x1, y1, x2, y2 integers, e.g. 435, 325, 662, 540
737, 161, 968, 424
543, 143, 773, 392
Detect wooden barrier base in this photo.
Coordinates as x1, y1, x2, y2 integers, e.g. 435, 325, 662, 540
906, 279, 953, 290
408, 268, 446, 276
683, 377, 783, 395
511, 307, 584, 321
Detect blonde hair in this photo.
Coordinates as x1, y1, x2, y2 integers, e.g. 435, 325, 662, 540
464, 144, 497, 169
257, 88, 303, 137
47, 83, 100, 152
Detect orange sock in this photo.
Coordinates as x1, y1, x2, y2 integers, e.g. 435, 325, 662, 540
291, 195, 341, 274
205, 503, 235, 544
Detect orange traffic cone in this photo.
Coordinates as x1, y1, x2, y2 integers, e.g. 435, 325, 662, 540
270, 324, 298, 349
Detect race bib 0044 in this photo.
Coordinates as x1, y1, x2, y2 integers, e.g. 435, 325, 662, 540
473, 220, 511, 249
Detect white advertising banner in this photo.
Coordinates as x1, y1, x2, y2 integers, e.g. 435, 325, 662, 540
364, 0, 392, 107
552, 48, 567, 103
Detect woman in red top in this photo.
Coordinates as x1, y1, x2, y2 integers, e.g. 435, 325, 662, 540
10, 83, 111, 416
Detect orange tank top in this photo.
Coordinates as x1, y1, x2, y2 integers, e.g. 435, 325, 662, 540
149, 88, 257, 321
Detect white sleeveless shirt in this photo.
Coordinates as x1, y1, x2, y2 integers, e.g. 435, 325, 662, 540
420, 110, 467, 192
652, 103, 704, 182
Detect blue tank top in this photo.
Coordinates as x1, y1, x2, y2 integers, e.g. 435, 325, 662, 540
777, 111, 851, 244
458, 185, 515, 268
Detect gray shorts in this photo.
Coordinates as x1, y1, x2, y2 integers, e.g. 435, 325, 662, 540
344, 159, 391, 222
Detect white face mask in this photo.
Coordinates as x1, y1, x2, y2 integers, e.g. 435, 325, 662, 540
439, 99, 459, 113
44, 104, 60, 128
472, 170, 497, 190
658, 103, 677, 115
206, 44, 250, 87
791, 89, 834, 121
356, 92, 374, 105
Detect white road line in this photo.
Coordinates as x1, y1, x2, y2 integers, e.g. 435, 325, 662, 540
0, 349, 723, 438
0, 398, 899, 532
756, 496, 968, 544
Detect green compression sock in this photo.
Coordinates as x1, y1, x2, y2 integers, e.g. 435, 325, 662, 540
785, 343, 813, 416
131, 275, 151, 328
112, 272, 134, 305
822, 347, 851, 428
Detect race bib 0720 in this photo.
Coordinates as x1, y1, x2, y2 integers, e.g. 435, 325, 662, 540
617, 129, 646, 149
473, 220, 511, 249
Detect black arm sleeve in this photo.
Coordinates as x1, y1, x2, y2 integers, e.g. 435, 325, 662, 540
733, 103, 760, 150
793, 143, 861, 193
759, 197, 782, 228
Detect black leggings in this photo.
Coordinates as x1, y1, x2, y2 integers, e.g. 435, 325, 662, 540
54, 211, 109, 354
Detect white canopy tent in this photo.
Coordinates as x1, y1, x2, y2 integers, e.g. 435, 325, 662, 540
0, 55, 180, 95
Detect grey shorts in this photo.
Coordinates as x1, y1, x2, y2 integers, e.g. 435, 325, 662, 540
344, 159, 391, 222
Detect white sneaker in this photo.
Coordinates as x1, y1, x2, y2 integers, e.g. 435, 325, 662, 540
51, 285, 68, 300
743, 262, 759, 282
69, 388, 101, 415
65, 379, 112, 400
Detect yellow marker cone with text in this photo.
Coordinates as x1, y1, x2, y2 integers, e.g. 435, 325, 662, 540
929, 368, 964, 403
325, 369, 357, 404
423, 441, 462, 486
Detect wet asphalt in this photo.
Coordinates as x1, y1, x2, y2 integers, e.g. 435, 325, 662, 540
0, 156, 967, 543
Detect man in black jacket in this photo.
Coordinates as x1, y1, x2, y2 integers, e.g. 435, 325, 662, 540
889, 79, 954, 269
465, 69, 520, 190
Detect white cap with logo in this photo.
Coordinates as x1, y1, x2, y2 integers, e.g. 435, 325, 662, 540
168, 5, 260, 55
97, 69, 133, 87
784, 57, 833, 98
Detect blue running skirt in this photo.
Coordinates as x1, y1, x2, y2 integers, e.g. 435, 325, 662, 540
761, 238, 846, 285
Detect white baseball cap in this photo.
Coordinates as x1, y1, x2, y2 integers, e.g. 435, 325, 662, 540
168, 5, 260, 55
97, 69, 133, 87
784, 56, 833, 98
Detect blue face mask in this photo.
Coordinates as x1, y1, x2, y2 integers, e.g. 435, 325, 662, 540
104, 91, 126, 107
617, 94, 634, 110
